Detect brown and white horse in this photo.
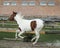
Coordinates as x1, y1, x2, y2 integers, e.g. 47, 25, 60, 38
9, 12, 44, 45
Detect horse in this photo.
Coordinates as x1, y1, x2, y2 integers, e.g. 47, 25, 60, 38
8, 11, 44, 45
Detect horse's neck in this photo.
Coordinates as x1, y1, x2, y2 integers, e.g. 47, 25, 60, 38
14, 16, 23, 24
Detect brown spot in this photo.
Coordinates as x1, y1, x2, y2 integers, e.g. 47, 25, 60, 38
19, 28, 21, 31
9, 11, 17, 21
30, 21, 37, 31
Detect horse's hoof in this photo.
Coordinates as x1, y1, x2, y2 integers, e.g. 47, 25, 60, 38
15, 37, 18, 39
33, 43, 35, 45
32, 42, 37, 45
21, 37, 24, 39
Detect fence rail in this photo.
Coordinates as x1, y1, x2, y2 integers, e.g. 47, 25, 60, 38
0, 21, 60, 34
0, 28, 60, 34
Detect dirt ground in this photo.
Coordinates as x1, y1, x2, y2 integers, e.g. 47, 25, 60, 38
0, 40, 60, 48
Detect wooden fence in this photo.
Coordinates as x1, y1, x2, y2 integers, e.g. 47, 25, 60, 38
0, 21, 60, 34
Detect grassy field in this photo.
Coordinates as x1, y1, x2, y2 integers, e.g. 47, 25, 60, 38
0, 21, 60, 42
0, 32, 60, 42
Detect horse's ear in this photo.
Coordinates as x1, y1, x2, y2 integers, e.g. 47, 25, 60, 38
13, 11, 15, 13
13, 11, 17, 14
13, 11, 14, 13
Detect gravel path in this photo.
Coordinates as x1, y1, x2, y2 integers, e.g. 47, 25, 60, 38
0, 40, 60, 48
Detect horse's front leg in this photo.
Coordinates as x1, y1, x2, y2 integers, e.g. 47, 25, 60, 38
18, 31, 25, 39
15, 29, 20, 39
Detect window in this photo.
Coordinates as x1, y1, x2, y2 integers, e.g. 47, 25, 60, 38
21, 1, 28, 6
11, 2, 16, 6
40, 1, 47, 6
48, 1, 55, 6
29, 1, 35, 6
3, 1, 10, 6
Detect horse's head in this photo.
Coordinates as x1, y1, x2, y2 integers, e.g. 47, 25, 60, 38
8, 11, 17, 21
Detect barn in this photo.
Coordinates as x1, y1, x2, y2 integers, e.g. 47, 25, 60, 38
0, 0, 60, 18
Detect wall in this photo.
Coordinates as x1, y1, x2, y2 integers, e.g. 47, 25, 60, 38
0, 0, 60, 17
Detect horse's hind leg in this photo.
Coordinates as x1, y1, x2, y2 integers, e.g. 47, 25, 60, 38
18, 31, 24, 39
33, 30, 40, 45
31, 36, 36, 42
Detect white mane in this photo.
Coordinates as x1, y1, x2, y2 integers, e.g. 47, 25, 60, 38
16, 12, 24, 19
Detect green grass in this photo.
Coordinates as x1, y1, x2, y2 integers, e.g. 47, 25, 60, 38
0, 21, 18, 28
0, 32, 15, 40
0, 21, 16, 24
39, 34, 60, 42
44, 27, 60, 30
0, 24, 18, 28
0, 32, 60, 42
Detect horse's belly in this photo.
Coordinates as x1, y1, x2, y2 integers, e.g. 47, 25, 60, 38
24, 26, 31, 31
19, 24, 31, 31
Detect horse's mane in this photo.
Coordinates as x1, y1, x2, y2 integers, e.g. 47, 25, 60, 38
17, 12, 24, 19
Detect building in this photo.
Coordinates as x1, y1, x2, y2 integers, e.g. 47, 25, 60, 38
0, 0, 60, 18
